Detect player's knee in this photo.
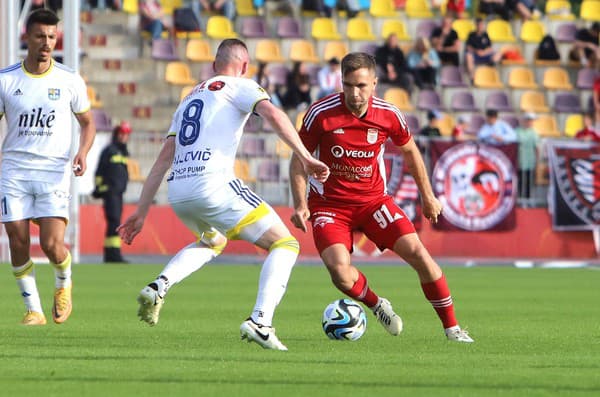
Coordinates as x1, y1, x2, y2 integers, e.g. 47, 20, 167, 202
200, 230, 228, 255
269, 236, 299, 254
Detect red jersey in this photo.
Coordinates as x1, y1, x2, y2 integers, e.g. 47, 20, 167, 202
299, 93, 412, 205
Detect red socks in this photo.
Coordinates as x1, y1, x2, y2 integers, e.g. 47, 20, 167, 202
421, 274, 458, 328
345, 271, 379, 308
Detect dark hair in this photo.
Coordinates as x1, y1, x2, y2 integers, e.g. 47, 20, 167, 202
486, 108, 498, 117
341, 52, 376, 77
26, 9, 60, 33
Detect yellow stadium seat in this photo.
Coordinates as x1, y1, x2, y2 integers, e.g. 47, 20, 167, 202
580, 0, 600, 21
520, 20, 545, 43
370, 0, 399, 17
346, 18, 377, 41
180, 85, 195, 101
545, 0, 575, 20
508, 67, 538, 89
295, 111, 306, 130
87, 85, 103, 108
160, 0, 183, 14
383, 88, 414, 111
236, 0, 258, 16
380, 20, 412, 41
165, 62, 198, 86
532, 114, 561, 137
520, 90, 550, 113
127, 159, 146, 182
405, 0, 434, 18
452, 19, 475, 41
255, 39, 285, 63
275, 139, 293, 158
206, 16, 238, 39
122, 0, 138, 14
289, 39, 320, 63
234, 159, 256, 182
473, 66, 504, 88
487, 20, 517, 43
311, 18, 342, 40
323, 41, 349, 61
185, 39, 214, 62
438, 113, 454, 137
542, 67, 573, 90
563, 113, 584, 137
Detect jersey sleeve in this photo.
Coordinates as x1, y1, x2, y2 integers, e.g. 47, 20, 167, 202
298, 110, 320, 153
388, 108, 412, 147
71, 73, 91, 114
232, 78, 270, 114
166, 106, 181, 138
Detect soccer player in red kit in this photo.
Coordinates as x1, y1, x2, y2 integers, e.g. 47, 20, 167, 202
289, 52, 473, 342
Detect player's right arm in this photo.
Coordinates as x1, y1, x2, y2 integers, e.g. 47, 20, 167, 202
117, 136, 175, 244
289, 153, 310, 232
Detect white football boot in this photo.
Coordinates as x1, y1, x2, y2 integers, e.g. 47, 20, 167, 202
137, 285, 164, 326
445, 326, 474, 343
240, 318, 288, 351
373, 298, 403, 336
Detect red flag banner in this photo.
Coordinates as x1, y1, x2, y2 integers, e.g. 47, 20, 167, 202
430, 140, 518, 231
547, 139, 600, 230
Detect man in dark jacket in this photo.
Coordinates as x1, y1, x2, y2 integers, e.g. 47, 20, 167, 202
94, 121, 132, 263
375, 33, 413, 94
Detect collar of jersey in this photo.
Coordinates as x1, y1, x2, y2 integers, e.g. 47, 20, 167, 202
21, 58, 54, 78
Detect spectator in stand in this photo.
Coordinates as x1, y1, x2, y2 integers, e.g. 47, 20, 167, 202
317, 57, 343, 99
445, 0, 465, 18
515, 113, 540, 203
479, 0, 510, 20
254, 62, 283, 108
575, 113, 600, 143
419, 110, 443, 138
407, 37, 441, 89
477, 109, 517, 144
188, 0, 236, 22
430, 15, 461, 67
281, 61, 312, 111
465, 18, 504, 83
509, 0, 541, 21
375, 33, 413, 94
569, 22, 600, 69
254, 0, 301, 18
451, 115, 469, 141
139, 0, 174, 41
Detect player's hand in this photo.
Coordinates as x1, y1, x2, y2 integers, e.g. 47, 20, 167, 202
72, 155, 86, 176
290, 206, 311, 233
117, 212, 145, 245
304, 158, 330, 183
422, 196, 443, 224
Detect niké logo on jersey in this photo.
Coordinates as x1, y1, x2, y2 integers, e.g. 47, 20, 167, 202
18, 108, 56, 129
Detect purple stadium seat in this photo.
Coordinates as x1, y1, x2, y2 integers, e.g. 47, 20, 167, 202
576, 68, 599, 90
450, 91, 479, 112
553, 92, 582, 113
501, 114, 519, 129
465, 113, 485, 135
256, 159, 280, 182
404, 113, 420, 134
440, 65, 468, 88
555, 22, 577, 43
240, 136, 266, 156
240, 16, 270, 38
244, 114, 262, 133
151, 39, 180, 61
276, 17, 304, 39
359, 42, 378, 56
416, 89, 444, 111
416, 19, 439, 39
484, 91, 514, 112
267, 64, 290, 86
91, 109, 113, 132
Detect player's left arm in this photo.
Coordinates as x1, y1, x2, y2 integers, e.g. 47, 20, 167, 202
72, 110, 96, 176
399, 138, 442, 223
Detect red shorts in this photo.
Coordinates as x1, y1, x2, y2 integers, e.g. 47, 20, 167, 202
309, 195, 416, 254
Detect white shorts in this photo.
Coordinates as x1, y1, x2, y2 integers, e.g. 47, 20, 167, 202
0, 178, 71, 222
170, 178, 281, 243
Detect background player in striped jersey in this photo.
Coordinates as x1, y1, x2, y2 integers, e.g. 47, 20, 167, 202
118, 39, 329, 351
0, 9, 96, 325
290, 52, 473, 342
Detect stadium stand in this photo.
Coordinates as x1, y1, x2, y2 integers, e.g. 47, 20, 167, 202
383, 87, 414, 111
322, 41, 349, 62
452, 19, 474, 41
552, 92, 583, 113
508, 67, 539, 90
346, 18, 377, 41
311, 17, 342, 41
255, 39, 285, 63
580, 0, 600, 21
486, 20, 517, 43
416, 89, 444, 111
276, 16, 304, 39
164, 61, 198, 86
519, 90, 550, 113
185, 39, 214, 62
405, 0, 434, 18
369, 0, 400, 18
151, 39, 180, 61
380, 20, 412, 41
542, 67, 573, 90
289, 39, 320, 63
563, 113, 584, 137
473, 66, 504, 89
206, 16, 238, 39
533, 114, 561, 137
545, 0, 575, 20
450, 91, 479, 112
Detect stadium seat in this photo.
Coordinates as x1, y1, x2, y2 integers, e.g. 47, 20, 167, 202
164, 62, 198, 86
369, 0, 399, 17
487, 20, 517, 43
180, 85, 195, 101
206, 16, 238, 39
185, 39, 214, 62
160, 0, 183, 14
240, 136, 267, 157
275, 138, 293, 159
563, 113, 583, 137
542, 67, 573, 90
236, 0, 259, 16
580, 0, 600, 21
519, 90, 550, 113
151, 39, 180, 61
555, 22, 577, 43
545, 0, 575, 20
440, 65, 468, 87
452, 19, 475, 41
256, 159, 281, 182
323, 41, 349, 62
87, 85, 103, 109
473, 66, 504, 89
383, 88, 414, 111
122, 0, 138, 14
295, 111, 306, 130
380, 20, 412, 41
519, 20, 545, 43
311, 18, 342, 41
576, 68, 600, 90
91, 109, 113, 132
501, 114, 519, 129
552, 92, 582, 113
255, 39, 285, 63
438, 113, 454, 136
465, 113, 486, 135
127, 158, 146, 182
508, 67, 538, 89
532, 114, 561, 137
403, 113, 420, 133
485, 90, 514, 112
266, 64, 290, 86
276, 17, 304, 39
405, 0, 434, 18
416, 89, 444, 111
450, 91, 479, 112
346, 18, 377, 41
240, 16, 270, 38
234, 159, 256, 182
416, 20, 439, 39
289, 39, 320, 63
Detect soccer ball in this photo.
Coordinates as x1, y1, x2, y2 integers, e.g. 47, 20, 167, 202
322, 298, 367, 341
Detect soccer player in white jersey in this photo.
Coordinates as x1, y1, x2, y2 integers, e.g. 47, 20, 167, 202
0, 9, 96, 325
117, 39, 329, 351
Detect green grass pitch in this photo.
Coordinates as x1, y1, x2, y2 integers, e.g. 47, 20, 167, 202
0, 264, 598, 397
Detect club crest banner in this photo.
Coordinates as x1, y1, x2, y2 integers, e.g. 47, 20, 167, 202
383, 151, 422, 230
547, 139, 600, 230
429, 141, 518, 231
